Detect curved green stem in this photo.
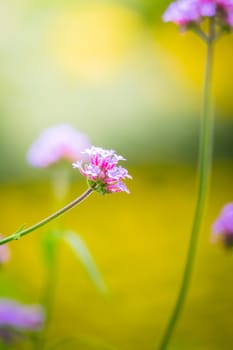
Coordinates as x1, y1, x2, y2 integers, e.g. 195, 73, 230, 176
0, 188, 93, 245
158, 22, 215, 350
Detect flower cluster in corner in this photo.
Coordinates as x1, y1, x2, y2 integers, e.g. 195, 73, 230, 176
0, 299, 44, 344
212, 203, 233, 248
163, 0, 233, 29
27, 124, 91, 168
73, 146, 132, 194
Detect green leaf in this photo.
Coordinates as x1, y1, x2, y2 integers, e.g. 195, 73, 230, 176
41, 229, 62, 268
64, 231, 107, 294
13, 223, 26, 240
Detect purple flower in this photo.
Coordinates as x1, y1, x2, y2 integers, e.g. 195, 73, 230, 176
0, 299, 45, 332
219, 0, 233, 26
163, 0, 233, 28
72, 146, 132, 194
27, 124, 91, 167
0, 236, 10, 265
163, 0, 201, 25
212, 203, 233, 247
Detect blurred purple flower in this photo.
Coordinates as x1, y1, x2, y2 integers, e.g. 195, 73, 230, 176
0, 236, 10, 265
27, 124, 91, 167
0, 299, 45, 331
212, 203, 233, 247
73, 146, 132, 194
163, 0, 201, 25
163, 0, 233, 28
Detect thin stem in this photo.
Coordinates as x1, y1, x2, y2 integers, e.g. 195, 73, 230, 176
35, 172, 70, 350
0, 188, 93, 245
33, 260, 58, 350
158, 21, 215, 350
192, 26, 208, 42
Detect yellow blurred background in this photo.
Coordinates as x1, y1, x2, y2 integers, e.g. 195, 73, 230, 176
1, 0, 233, 179
1, 0, 233, 349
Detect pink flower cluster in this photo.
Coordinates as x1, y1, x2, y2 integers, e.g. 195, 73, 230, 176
163, 0, 233, 27
72, 146, 132, 194
0, 299, 44, 331
0, 236, 10, 265
212, 203, 233, 247
27, 124, 91, 167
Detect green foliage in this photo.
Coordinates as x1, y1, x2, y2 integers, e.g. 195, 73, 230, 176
41, 229, 61, 269
64, 231, 107, 294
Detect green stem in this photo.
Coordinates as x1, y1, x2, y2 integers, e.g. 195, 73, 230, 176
43, 259, 57, 331
0, 188, 93, 245
158, 23, 215, 350
35, 172, 70, 350
33, 254, 58, 350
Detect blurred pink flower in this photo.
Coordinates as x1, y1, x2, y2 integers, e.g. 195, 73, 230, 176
27, 124, 91, 167
0, 299, 44, 331
163, 0, 203, 25
73, 146, 132, 194
212, 203, 233, 247
0, 236, 10, 265
163, 0, 233, 28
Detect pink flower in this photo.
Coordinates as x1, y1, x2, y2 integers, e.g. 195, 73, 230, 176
163, 0, 201, 25
0, 236, 10, 265
212, 203, 233, 247
0, 299, 44, 331
163, 0, 233, 28
27, 124, 91, 167
218, 0, 233, 25
72, 146, 132, 194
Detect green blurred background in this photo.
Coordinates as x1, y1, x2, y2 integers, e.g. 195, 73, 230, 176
1, 0, 233, 349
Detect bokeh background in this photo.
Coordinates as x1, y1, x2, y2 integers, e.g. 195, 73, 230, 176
1, 0, 233, 349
